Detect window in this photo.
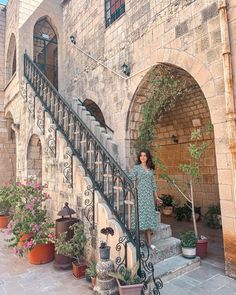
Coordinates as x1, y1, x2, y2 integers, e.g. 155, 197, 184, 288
105, 0, 125, 28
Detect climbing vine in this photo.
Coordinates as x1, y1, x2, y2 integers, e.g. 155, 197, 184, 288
134, 66, 197, 151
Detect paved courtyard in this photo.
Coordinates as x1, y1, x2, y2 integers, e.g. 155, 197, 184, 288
1, 230, 236, 295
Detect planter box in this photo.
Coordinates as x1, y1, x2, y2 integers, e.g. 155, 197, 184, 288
117, 279, 143, 295
182, 246, 196, 259
72, 261, 87, 278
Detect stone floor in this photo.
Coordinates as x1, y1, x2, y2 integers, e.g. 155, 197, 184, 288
1, 223, 236, 295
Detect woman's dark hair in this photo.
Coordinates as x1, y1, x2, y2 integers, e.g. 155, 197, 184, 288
136, 149, 155, 170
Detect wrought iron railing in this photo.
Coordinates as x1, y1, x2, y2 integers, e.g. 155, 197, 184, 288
23, 53, 163, 294
24, 53, 138, 242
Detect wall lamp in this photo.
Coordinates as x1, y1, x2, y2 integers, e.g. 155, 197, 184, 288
171, 135, 179, 144
122, 63, 130, 76
70, 34, 77, 45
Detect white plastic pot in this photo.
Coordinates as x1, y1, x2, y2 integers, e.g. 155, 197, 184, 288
182, 246, 196, 259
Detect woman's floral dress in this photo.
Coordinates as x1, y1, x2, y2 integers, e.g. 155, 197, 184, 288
129, 165, 158, 230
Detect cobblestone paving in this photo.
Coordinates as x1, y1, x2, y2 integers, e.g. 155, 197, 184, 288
0, 231, 93, 295
1, 230, 236, 295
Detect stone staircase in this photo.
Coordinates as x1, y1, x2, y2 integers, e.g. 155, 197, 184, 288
71, 98, 119, 162
147, 212, 200, 282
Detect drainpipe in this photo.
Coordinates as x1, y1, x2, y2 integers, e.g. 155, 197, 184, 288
218, 0, 236, 206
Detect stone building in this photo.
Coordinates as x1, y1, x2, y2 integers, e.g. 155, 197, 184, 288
0, 0, 236, 282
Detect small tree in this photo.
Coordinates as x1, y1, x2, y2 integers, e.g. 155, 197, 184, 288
161, 123, 213, 239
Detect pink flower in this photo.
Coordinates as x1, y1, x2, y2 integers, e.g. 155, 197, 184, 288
25, 204, 33, 210
32, 224, 40, 232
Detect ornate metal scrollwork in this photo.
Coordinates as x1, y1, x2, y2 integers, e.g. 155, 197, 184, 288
36, 106, 45, 134
47, 123, 57, 157
115, 236, 129, 272
84, 185, 96, 230
140, 239, 163, 295
63, 147, 73, 188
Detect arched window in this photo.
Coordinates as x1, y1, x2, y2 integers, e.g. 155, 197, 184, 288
6, 33, 16, 83
33, 17, 58, 89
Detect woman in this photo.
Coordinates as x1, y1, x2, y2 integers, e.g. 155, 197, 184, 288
129, 149, 162, 249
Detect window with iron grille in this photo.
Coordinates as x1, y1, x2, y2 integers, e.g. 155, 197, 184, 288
105, 0, 125, 28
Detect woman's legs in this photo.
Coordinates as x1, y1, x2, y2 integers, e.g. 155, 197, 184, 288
146, 229, 152, 246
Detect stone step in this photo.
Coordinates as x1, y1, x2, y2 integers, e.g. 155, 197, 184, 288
153, 223, 172, 241
144, 237, 181, 264
153, 254, 201, 283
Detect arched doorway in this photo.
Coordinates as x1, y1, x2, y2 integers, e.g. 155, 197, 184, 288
6, 33, 16, 83
83, 99, 106, 128
128, 63, 223, 265
33, 17, 58, 89
27, 135, 42, 184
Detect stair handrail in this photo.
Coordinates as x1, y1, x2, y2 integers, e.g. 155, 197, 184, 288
23, 52, 139, 248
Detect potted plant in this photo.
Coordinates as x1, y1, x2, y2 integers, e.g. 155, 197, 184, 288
55, 222, 87, 278
204, 204, 221, 229
109, 261, 143, 295
0, 188, 11, 228
85, 261, 97, 287
5, 181, 55, 264
99, 227, 114, 260
159, 194, 175, 215
180, 230, 197, 259
160, 124, 213, 258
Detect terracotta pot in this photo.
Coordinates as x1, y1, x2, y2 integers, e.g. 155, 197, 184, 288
72, 261, 87, 278
196, 238, 208, 258
28, 243, 55, 265
18, 232, 34, 247
91, 276, 96, 287
162, 206, 173, 216
117, 279, 143, 295
0, 215, 10, 228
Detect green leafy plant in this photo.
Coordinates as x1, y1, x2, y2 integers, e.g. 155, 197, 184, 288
85, 261, 97, 278
134, 66, 196, 151
180, 231, 197, 248
109, 261, 142, 286
175, 202, 201, 221
0, 184, 22, 215
204, 204, 221, 229
159, 194, 174, 207
55, 222, 87, 265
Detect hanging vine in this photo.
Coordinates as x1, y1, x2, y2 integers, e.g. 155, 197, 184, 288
134, 66, 198, 151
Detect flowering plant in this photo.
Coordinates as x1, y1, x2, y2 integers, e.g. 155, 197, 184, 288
100, 227, 114, 248
55, 222, 87, 265
5, 181, 55, 256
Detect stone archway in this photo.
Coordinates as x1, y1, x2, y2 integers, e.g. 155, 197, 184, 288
83, 99, 106, 128
33, 17, 58, 88
27, 134, 42, 184
127, 62, 223, 263
6, 33, 16, 83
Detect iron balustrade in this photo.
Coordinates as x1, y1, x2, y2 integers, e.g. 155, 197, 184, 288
24, 53, 163, 294
24, 52, 139, 247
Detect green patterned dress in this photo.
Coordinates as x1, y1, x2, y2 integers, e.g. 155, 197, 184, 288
129, 165, 158, 230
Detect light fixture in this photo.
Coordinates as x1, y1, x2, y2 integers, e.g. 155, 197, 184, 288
70, 34, 77, 45
171, 135, 179, 144
122, 63, 130, 76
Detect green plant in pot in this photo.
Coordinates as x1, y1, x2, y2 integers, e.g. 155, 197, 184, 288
180, 230, 197, 259
55, 222, 87, 278
99, 227, 114, 260
159, 194, 175, 216
109, 261, 143, 295
204, 204, 221, 229
85, 261, 97, 287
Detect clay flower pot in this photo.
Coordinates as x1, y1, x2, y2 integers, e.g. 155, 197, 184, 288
91, 276, 96, 287
117, 279, 143, 295
72, 261, 87, 278
0, 215, 10, 228
28, 242, 55, 265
